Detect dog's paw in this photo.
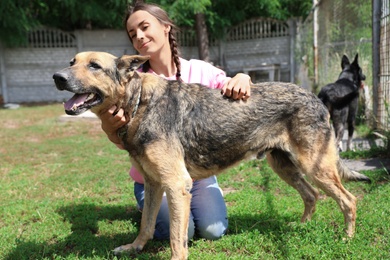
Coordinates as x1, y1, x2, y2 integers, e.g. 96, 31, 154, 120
112, 245, 127, 256
113, 244, 142, 256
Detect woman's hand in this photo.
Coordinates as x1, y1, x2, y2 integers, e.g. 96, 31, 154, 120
100, 106, 129, 148
221, 73, 252, 100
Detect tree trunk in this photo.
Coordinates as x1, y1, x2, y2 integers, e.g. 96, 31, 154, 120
195, 13, 210, 62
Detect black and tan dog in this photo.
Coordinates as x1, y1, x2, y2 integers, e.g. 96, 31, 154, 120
318, 54, 366, 151
53, 52, 370, 260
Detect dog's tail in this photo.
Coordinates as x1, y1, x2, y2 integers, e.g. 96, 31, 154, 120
337, 159, 371, 183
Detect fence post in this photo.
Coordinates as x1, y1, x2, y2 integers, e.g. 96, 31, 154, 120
288, 18, 297, 83
313, 0, 319, 86
75, 30, 83, 53
0, 42, 8, 104
372, 0, 382, 128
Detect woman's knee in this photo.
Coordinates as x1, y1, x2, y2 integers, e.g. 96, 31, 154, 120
197, 219, 228, 240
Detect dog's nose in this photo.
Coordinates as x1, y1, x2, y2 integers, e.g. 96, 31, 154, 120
53, 72, 68, 82
53, 72, 69, 90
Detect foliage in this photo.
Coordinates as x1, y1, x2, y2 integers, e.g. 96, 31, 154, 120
340, 122, 389, 159
157, 0, 212, 27
340, 146, 388, 160
0, 0, 40, 46
1, 104, 390, 259
380, 99, 390, 155
35, 0, 129, 31
0, 0, 129, 47
0, 0, 312, 47
155, 0, 312, 38
325, 0, 371, 45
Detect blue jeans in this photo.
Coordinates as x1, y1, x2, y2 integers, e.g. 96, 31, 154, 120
134, 175, 228, 240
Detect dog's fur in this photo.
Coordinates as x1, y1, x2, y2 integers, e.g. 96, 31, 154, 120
318, 54, 366, 151
53, 52, 370, 260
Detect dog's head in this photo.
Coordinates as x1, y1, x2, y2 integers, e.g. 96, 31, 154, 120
340, 53, 366, 88
53, 52, 149, 115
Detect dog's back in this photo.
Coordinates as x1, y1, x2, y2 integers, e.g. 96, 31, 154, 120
134, 79, 330, 177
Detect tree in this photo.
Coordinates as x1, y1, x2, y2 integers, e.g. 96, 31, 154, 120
195, 13, 209, 62
0, 0, 128, 47
157, 0, 212, 61
0, 0, 312, 48
0, 0, 40, 46
155, 0, 312, 59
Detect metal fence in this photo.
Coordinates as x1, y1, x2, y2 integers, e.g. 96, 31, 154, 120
298, 0, 390, 130
378, 0, 390, 129
27, 28, 77, 48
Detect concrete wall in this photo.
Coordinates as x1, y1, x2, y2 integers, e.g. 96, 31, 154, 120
0, 20, 295, 104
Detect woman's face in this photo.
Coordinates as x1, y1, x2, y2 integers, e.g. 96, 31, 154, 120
126, 10, 170, 56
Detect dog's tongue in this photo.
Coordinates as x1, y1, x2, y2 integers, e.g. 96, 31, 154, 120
64, 93, 89, 111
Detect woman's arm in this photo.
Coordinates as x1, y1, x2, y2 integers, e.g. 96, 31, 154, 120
194, 60, 251, 100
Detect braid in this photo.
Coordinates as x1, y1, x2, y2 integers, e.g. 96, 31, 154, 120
169, 32, 182, 81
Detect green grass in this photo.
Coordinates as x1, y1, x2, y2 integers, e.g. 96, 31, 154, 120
1, 104, 389, 259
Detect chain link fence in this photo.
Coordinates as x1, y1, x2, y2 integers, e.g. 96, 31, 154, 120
378, 0, 390, 130
296, 0, 390, 129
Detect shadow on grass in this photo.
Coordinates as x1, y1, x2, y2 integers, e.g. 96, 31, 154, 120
4, 172, 306, 259
4, 202, 299, 259
4, 204, 151, 259
224, 173, 302, 258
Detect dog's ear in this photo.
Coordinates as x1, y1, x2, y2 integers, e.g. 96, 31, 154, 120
129, 55, 150, 71
117, 55, 150, 72
341, 55, 350, 69
351, 53, 359, 65
116, 55, 150, 81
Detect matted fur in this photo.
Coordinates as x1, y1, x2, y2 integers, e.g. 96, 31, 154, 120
53, 52, 370, 260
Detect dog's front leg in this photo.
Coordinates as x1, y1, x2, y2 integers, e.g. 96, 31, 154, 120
164, 173, 193, 260
113, 179, 164, 255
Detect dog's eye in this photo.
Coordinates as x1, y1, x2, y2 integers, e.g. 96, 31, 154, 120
89, 62, 102, 70
70, 58, 75, 66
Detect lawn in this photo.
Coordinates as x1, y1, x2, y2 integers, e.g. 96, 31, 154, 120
1, 104, 389, 259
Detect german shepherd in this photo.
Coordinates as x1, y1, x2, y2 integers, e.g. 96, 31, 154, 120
318, 54, 366, 151
53, 52, 370, 260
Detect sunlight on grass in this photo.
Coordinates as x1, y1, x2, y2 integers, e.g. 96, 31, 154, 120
0, 104, 389, 259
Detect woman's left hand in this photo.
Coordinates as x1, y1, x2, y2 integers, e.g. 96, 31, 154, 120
221, 73, 251, 100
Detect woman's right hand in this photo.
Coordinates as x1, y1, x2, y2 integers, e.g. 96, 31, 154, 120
100, 106, 129, 148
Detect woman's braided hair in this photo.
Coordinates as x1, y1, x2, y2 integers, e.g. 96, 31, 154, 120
124, 1, 182, 80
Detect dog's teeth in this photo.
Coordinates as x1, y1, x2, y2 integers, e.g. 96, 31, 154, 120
86, 93, 95, 101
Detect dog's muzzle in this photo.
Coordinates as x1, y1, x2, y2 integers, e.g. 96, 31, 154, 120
53, 71, 103, 115
53, 72, 69, 91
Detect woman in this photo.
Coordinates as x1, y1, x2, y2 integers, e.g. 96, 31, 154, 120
101, 1, 251, 242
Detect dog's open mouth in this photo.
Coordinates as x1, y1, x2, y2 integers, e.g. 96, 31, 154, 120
64, 92, 102, 115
